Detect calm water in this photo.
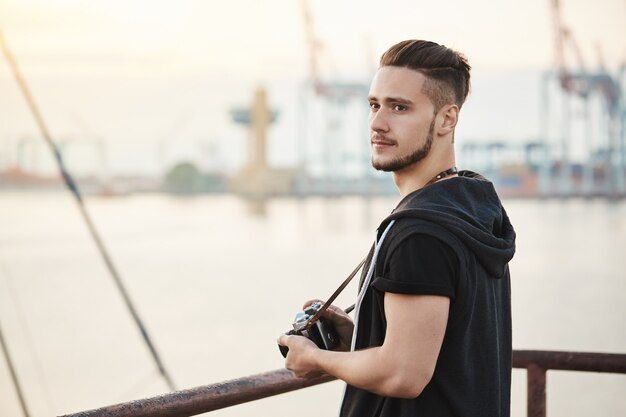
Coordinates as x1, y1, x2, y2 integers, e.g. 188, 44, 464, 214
0, 191, 625, 417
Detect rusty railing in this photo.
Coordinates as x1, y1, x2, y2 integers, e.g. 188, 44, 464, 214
60, 350, 626, 417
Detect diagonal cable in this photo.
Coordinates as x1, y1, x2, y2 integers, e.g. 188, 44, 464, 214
0, 251, 56, 413
0, 29, 176, 391
0, 317, 31, 417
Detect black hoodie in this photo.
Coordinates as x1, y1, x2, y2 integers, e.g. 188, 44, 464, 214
341, 171, 516, 417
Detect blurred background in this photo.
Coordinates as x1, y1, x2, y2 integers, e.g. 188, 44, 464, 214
0, 0, 625, 416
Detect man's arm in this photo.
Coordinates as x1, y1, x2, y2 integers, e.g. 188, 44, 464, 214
278, 292, 449, 399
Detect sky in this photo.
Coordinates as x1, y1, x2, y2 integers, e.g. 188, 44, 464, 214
2, 0, 625, 77
0, 0, 625, 176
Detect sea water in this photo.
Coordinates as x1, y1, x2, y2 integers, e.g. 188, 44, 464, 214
0, 191, 624, 417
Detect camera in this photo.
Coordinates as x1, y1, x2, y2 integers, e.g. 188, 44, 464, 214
279, 302, 340, 357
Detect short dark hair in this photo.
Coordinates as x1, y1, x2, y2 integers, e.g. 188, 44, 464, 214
379, 40, 471, 112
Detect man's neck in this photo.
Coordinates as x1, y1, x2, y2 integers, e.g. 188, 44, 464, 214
392, 147, 456, 197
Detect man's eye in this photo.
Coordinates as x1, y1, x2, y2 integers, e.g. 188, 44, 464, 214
393, 104, 406, 111
369, 102, 380, 110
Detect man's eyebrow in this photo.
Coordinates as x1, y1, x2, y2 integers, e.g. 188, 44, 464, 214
367, 96, 414, 105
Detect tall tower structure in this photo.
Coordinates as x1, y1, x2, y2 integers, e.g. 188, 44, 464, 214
230, 88, 293, 197
249, 88, 270, 173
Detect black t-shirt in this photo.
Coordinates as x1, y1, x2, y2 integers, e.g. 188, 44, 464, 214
340, 216, 512, 417
340, 233, 459, 417
373, 233, 458, 298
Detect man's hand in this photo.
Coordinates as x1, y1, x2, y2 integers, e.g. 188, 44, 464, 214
277, 298, 354, 377
303, 299, 354, 351
277, 333, 323, 378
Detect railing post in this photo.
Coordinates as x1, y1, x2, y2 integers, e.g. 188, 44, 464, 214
527, 364, 546, 417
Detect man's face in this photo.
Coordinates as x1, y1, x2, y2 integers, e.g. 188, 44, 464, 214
368, 66, 436, 172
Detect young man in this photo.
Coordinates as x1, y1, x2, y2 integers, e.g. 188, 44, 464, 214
278, 40, 516, 417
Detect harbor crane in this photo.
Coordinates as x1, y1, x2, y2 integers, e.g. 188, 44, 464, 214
541, 0, 625, 197
298, 0, 370, 190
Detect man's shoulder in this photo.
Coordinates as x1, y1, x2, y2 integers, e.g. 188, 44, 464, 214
384, 216, 465, 255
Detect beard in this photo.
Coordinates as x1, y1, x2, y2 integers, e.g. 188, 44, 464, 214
371, 118, 435, 172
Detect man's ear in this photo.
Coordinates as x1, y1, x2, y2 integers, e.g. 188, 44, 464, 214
436, 104, 459, 136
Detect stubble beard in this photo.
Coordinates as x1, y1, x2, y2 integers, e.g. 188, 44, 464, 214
371, 119, 435, 172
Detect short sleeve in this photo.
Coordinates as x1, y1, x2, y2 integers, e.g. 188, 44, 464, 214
371, 233, 458, 299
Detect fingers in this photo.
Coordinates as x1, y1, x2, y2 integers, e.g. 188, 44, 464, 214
324, 305, 351, 322
302, 299, 342, 315
278, 335, 319, 377
302, 299, 324, 309
277, 334, 290, 347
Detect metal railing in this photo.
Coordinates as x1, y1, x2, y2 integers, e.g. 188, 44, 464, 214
512, 350, 626, 417
60, 350, 626, 417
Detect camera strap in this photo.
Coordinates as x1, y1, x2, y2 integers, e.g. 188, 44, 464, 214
350, 219, 396, 351
303, 256, 367, 331
304, 219, 396, 331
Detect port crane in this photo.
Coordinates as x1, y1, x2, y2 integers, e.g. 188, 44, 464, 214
541, 0, 625, 197
298, 0, 371, 190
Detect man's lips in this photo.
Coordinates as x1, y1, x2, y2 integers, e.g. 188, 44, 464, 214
371, 137, 396, 147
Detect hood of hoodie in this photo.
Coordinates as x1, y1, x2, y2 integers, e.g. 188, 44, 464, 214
379, 171, 516, 278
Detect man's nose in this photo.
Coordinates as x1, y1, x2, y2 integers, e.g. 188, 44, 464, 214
369, 109, 389, 132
